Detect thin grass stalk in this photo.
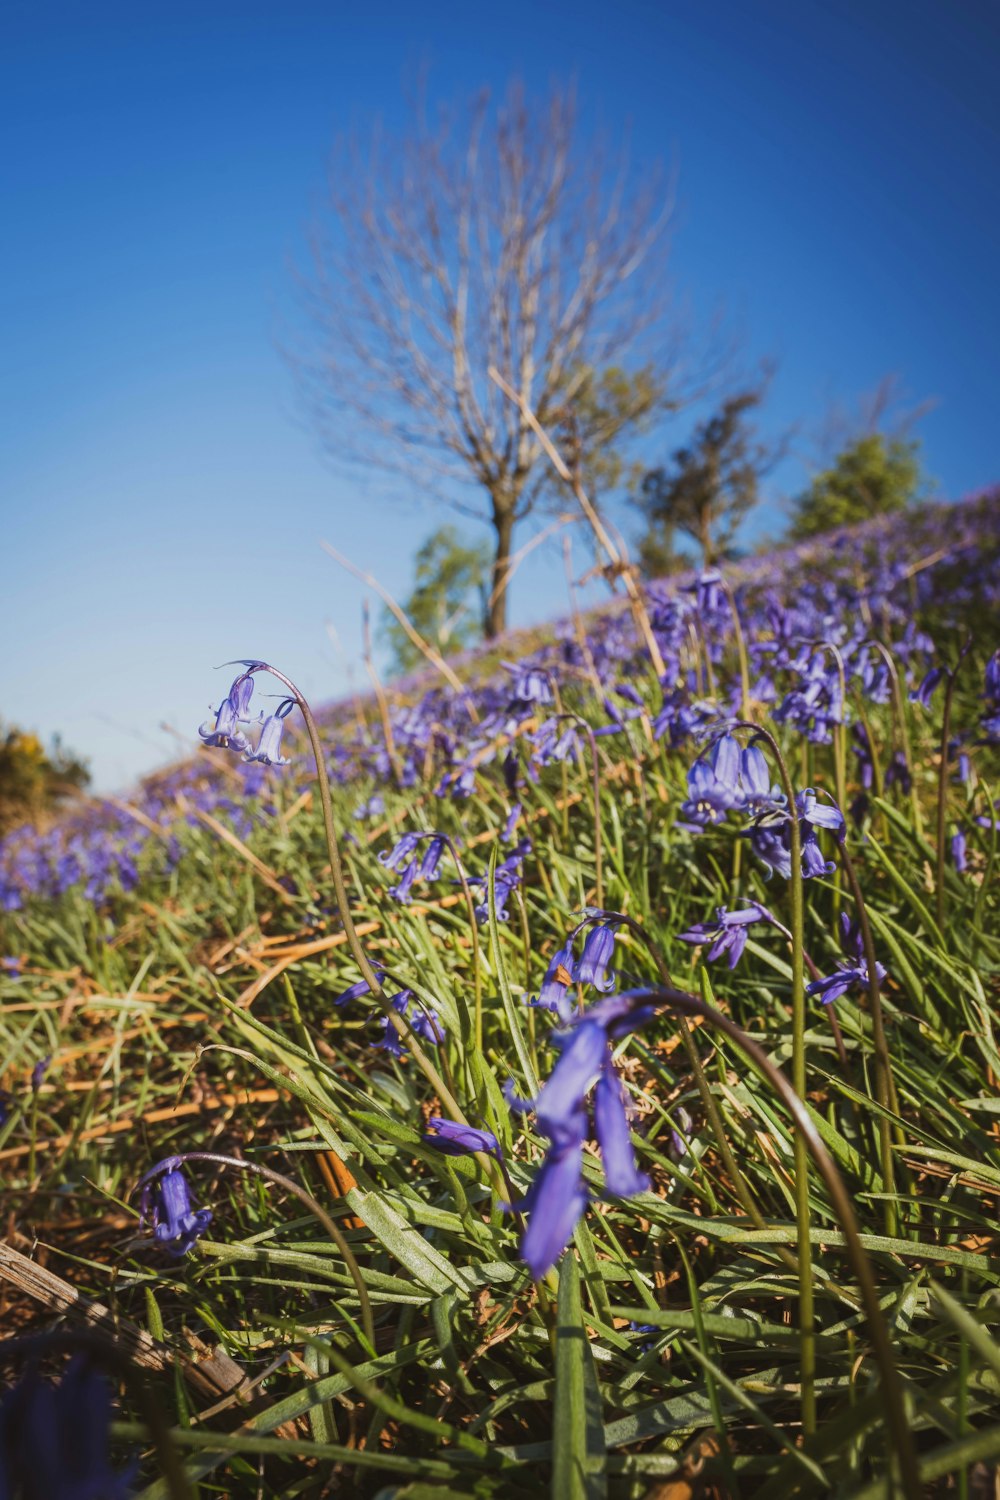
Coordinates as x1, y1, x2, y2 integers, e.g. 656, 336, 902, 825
872, 640, 923, 840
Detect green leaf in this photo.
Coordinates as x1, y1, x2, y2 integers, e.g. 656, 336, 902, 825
553, 1253, 607, 1500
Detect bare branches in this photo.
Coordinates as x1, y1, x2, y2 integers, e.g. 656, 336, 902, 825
291, 79, 680, 634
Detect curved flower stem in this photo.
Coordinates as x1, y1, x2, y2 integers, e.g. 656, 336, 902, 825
839, 843, 901, 1239
633, 986, 919, 1500
0, 1329, 192, 1500
257, 665, 468, 1128
153, 1151, 376, 1354
730, 719, 814, 1434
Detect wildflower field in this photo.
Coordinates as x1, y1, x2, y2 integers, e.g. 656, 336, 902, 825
2, 491, 1000, 1499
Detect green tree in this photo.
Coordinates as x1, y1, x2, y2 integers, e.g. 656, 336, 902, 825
633, 388, 776, 570
788, 433, 926, 540
381, 526, 491, 675
0, 724, 90, 835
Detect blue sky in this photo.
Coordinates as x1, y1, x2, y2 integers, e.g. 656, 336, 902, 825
2, 0, 998, 789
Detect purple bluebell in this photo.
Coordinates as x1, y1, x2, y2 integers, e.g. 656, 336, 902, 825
740, 744, 785, 817
389, 858, 419, 904
910, 667, 944, 709
470, 840, 531, 923
533, 941, 577, 1019
379, 832, 422, 871
744, 816, 794, 879
594, 1059, 650, 1196
139, 1162, 213, 1256
951, 828, 968, 872
244, 699, 294, 766
685, 568, 725, 616
519, 1121, 589, 1280
884, 751, 912, 794
679, 734, 744, 827
0, 1357, 136, 1500
423, 1118, 502, 1159
333, 964, 386, 1007
199, 669, 257, 753
503, 661, 554, 707
502, 802, 522, 843
797, 788, 846, 838
30, 1056, 50, 1093
573, 923, 617, 992
418, 835, 448, 881
678, 902, 774, 968
806, 914, 887, 1007
2, 955, 23, 979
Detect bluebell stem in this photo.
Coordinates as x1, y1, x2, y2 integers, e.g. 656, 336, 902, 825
138, 1159, 213, 1256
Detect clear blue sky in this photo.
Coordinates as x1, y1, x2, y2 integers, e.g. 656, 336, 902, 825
2, 0, 998, 790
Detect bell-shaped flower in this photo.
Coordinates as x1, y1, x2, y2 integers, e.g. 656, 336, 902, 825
140, 1163, 213, 1256
594, 1059, 649, 1197
678, 901, 774, 968
423, 1118, 502, 1159
244, 699, 294, 766
573, 923, 617, 992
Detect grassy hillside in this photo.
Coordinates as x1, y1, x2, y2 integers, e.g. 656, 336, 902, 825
2, 489, 1000, 1498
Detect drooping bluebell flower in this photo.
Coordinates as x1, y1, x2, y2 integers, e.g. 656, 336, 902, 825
512, 990, 657, 1277
532, 941, 577, 1019
743, 816, 793, 880
379, 832, 422, 871
353, 794, 385, 821
740, 744, 786, 818
796, 789, 845, 838
423, 1117, 502, 1159
333, 964, 386, 1006
573, 923, 617, 992
418, 834, 448, 881
372, 989, 444, 1055
198, 671, 255, 754
30, 1056, 50, 1093
594, 1059, 650, 1196
0, 1357, 136, 1500
910, 666, 944, 709
2, 955, 23, 979
244, 698, 294, 766
951, 827, 968, 872
685, 567, 724, 617
502, 660, 554, 707
502, 802, 522, 843
679, 734, 744, 827
389, 858, 419, 904
678, 902, 775, 969
139, 1162, 213, 1256
805, 914, 887, 1007
469, 839, 531, 923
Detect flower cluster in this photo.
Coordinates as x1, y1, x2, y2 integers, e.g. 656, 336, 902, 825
199, 664, 296, 767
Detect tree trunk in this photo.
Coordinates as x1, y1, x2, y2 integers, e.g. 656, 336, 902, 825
485, 503, 516, 639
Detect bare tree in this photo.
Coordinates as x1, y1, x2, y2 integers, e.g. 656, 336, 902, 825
292, 80, 694, 636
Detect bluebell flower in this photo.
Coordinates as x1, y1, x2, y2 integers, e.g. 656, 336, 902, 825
685, 568, 724, 616
502, 802, 522, 843
30, 1056, 50, 1093
333, 964, 386, 1006
884, 750, 912, 794
423, 1118, 502, 1159
806, 915, 887, 1007
389, 858, 419, 904
139, 1162, 213, 1256
2, 955, 23, 979
199, 673, 254, 753
594, 1059, 650, 1196
573, 923, 617, 992
951, 827, 968, 872
910, 667, 943, 708
744, 816, 793, 879
0, 1357, 136, 1500
679, 734, 744, 827
379, 832, 422, 871
512, 990, 657, 1278
740, 745, 785, 817
797, 788, 845, 838
418, 835, 448, 881
244, 699, 294, 766
678, 902, 775, 968
502, 661, 554, 707
532, 941, 577, 1019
